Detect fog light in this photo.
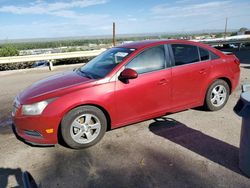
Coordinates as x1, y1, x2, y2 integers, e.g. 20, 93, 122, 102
24, 130, 43, 138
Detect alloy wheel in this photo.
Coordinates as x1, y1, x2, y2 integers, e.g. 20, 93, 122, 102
210, 85, 227, 107
70, 114, 101, 144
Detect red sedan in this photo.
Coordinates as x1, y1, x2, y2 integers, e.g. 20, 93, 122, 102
12, 40, 240, 149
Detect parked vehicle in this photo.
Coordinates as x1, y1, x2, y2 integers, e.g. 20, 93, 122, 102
12, 40, 240, 149
31, 60, 49, 68
229, 44, 238, 49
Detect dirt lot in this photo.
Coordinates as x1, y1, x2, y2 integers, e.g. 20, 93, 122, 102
0, 59, 250, 187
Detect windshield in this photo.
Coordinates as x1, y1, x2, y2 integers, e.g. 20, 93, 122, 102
79, 47, 135, 79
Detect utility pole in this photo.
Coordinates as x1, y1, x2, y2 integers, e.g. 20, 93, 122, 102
224, 17, 228, 39
113, 22, 116, 46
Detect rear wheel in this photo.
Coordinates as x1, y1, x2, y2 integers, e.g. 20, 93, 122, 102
61, 106, 107, 149
204, 79, 230, 111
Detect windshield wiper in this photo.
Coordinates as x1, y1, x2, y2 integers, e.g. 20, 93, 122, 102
77, 69, 94, 79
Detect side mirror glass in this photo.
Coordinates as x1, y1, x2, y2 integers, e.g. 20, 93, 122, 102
118, 68, 138, 81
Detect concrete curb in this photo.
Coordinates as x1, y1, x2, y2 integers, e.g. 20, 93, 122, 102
241, 64, 250, 67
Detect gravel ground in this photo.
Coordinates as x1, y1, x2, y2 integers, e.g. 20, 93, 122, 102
0, 62, 250, 188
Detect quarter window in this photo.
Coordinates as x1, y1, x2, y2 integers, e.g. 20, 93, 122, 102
199, 47, 210, 61
210, 52, 220, 60
172, 44, 199, 66
126, 46, 165, 74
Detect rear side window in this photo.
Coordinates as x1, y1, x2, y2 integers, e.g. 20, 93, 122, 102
199, 47, 210, 61
171, 44, 199, 66
126, 45, 165, 74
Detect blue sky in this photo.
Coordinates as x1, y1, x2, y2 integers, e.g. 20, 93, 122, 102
0, 0, 249, 39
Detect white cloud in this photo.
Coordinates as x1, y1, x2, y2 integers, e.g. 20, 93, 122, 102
0, 0, 107, 15
0, 0, 111, 29
146, 1, 250, 33
0, 20, 113, 39
176, 0, 195, 4
0, 0, 113, 39
128, 18, 137, 22
0, 0, 250, 39
151, 1, 233, 18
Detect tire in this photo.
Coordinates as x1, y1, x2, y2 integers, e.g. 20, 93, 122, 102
61, 106, 107, 149
204, 79, 230, 111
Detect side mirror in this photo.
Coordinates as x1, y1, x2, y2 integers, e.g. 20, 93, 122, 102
118, 68, 138, 81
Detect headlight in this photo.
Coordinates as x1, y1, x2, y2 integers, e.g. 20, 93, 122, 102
22, 99, 54, 115
12, 96, 21, 116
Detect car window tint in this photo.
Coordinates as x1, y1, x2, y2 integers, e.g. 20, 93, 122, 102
81, 48, 134, 78
199, 47, 210, 61
210, 52, 220, 60
126, 45, 165, 74
172, 44, 199, 66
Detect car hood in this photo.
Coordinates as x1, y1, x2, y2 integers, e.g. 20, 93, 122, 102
19, 70, 94, 104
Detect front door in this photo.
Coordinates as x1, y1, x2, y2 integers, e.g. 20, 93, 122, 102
113, 45, 172, 127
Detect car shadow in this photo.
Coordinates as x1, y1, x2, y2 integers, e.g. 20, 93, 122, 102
148, 117, 244, 176
37, 141, 219, 187
0, 168, 23, 188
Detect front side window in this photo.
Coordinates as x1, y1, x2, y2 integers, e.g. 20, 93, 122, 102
126, 45, 165, 74
79, 47, 135, 78
172, 44, 199, 66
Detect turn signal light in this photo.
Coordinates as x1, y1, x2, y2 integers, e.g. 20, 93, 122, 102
46, 129, 54, 134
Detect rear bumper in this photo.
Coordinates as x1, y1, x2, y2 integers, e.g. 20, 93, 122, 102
231, 70, 241, 92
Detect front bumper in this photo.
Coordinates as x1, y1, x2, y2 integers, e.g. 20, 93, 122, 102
11, 96, 62, 146
12, 114, 60, 145
12, 123, 54, 146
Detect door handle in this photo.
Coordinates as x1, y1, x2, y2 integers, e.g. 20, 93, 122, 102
199, 69, 207, 74
158, 79, 169, 85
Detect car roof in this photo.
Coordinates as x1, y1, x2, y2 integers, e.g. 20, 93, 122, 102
117, 39, 208, 50
116, 39, 224, 56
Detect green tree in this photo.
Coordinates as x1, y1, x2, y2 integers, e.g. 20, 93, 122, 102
230, 32, 237, 36
215, 33, 223, 38
239, 27, 248, 33
0, 45, 19, 57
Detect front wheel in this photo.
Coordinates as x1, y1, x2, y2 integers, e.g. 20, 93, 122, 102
61, 106, 107, 149
204, 79, 230, 111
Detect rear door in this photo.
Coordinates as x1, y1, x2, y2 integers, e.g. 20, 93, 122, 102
169, 44, 211, 108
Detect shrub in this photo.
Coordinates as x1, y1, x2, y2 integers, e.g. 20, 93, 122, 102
0, 45, 19, 57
